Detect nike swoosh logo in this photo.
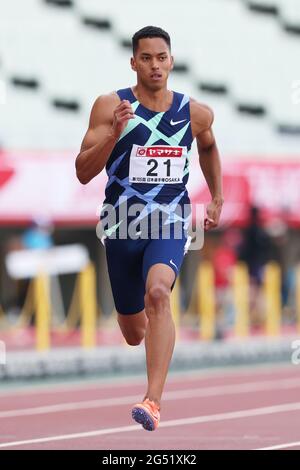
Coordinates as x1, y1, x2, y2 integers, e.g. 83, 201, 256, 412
170, 119, 187, 126
170, 259, 178, 271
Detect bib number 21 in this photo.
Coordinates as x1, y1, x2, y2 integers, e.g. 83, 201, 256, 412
129, 144, 187, 184
147, 159, 171, 177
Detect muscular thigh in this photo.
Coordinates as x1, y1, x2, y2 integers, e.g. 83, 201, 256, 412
105, 238, 146, 315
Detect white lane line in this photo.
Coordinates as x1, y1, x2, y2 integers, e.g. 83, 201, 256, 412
1, 401, 300, 448
255, 441, 300, 450
0, 362, 294, 397
1, 377, 300, 419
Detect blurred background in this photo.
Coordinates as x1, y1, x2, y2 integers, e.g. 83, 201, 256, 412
0, 0, 300, 370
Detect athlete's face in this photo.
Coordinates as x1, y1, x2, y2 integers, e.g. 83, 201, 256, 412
131, 37, 174, 90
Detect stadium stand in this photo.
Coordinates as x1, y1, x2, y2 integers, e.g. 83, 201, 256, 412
0, 0, 299, 154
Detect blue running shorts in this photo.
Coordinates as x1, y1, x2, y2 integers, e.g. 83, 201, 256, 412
104, 236, 190, 315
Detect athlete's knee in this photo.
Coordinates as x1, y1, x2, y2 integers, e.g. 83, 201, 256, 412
124, 331, 145, 346
118, 318, 146, 346
147, 282, 171, 309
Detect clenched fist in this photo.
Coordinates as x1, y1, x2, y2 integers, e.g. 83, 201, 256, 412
111, 100, 135, 138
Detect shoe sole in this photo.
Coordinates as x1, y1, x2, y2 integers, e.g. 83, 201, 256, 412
132, 406, 156, 431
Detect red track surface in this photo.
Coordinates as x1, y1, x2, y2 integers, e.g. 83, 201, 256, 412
0, 363, 300, 450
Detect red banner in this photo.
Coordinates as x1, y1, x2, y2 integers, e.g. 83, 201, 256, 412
0, 151, 299, 227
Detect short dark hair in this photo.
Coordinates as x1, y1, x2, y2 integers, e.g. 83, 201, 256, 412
132, 26, 171, 54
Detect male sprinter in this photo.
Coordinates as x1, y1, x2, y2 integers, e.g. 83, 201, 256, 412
76, 26, 223, 431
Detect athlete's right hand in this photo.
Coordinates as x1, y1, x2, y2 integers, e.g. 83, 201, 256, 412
110, 100, 135, 138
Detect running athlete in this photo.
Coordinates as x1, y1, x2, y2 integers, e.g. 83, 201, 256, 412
76, 26, 223, 431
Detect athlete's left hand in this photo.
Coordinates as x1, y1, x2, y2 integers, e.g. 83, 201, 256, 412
204, 198, 223, 231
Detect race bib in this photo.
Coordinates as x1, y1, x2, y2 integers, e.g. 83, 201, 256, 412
129, 144, 187, 184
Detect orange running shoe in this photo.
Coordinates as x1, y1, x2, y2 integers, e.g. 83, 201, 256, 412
132, 398, 160, 431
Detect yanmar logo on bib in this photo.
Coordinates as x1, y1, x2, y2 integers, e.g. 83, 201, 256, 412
136, 146, 183, 157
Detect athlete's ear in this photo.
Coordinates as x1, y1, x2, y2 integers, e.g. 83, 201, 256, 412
131, 56, 137, 72
170, 55, 174, 71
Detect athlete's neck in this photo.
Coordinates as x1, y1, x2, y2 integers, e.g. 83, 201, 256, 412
132, 85, 173, 113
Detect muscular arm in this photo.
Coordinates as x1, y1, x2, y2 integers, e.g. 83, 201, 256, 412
191, 100, 224, 228
75, 94, 134, 184
197, 114, 223, 205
